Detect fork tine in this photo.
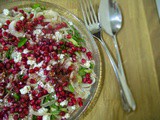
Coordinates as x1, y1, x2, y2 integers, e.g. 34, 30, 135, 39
85, 0, 95, 24
88, 0, 98, 23
81, 0, 91, 25
79, 0, 88, 26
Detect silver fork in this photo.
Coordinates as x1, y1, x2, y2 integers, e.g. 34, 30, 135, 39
80, 0, 135, 112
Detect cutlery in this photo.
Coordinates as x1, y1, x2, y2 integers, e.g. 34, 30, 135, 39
80, 0, 136, 112
99, 0, 136, 111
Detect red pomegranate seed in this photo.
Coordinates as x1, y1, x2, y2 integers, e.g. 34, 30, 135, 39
36, 99, 41, 105
37, 116, 42, 120
66, 34, 72, 39
5, 63, 11, 69
30, 13, 34, 19
6, 20, 11, 25
23, 75, 29, 80
85, 73, 90, 78
62, 49, 67, 54
81, 59, 86, 64
34, 67, 40, 71
82, 78, 87, 83
19, 9, 24, 14
68, 66, 73, 72
71, 98, 77, 104
13, 7, 18, 11
78, 101, 83, 107
81, 47, 86, 52
87, 79, 92, 84
29, 69, 35, 73
30, 79, 37, 84
62, 81, 68, 87
86, 51, 92, 60
13, 114, 19, 120
32, 90, 37, 96
3, 32, 8, 37
58, 86, 63, 92
61, 22, 67, 27
59, 111, 65, 116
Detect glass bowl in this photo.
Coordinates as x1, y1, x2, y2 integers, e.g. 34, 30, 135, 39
0, 1, 102, 119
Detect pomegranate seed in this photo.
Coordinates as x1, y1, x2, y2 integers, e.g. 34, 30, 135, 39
5, 63, 11, 69
68, 66, 73, 72
13, 114, 19, 120
37, 116, 42, 120
62, 81, 68, 87
81, 59, 86, 64
29, 69, 35, 73
71, 98, 77, 104
58, 86, 63, 92
23, 75, 29, 80
36, 99, 41, 105
13, 7, 18, 11
3, 32, 8, 37
19, 9, 24, 14
61, 22, 67, 27
82, 78, 87, 83
62, 49, 67, 54
30, 79, 37, 84
85, 73, 90, 78
66, 34, 72, 39
87, 79, 92, 84
78, 101, 83, 107
30, 13, 34, 18
86, 51, 92, 60
6, 20, 11, 25
34, 67, 40, 71
81, 47, 86, 52
59, 111, 65, 116
48, 25, 53, 29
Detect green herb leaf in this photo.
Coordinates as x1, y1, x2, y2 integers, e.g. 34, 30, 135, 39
68, 84, 74, 93
77, 75, 82, 83
32, 4, 45, 10
51, 104, 58, 109
18, 74, 24, 80
32, 115, 37, 120
51, 110, 60, 115
50, 115, 56, 120
68, 38, 79, 46
13, 93, 20, 101
6, 47, 14, 59
18, 38, 27, 48
32, 4, 41, 9
78, 67, 86, 76
60, 107, 67, 112
90, 62, 94, 69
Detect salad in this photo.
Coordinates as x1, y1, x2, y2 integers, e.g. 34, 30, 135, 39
0, 4, 96, 120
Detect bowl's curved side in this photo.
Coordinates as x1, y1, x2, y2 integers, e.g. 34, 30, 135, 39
0, 1, 103, 120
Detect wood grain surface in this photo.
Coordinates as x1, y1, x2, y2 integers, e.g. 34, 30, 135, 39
2, 0, 160, 120
42, 0, 160, 120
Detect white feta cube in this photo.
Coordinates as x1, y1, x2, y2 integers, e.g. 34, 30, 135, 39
27, 59, 36, 66
84, 61, 90, 68
11, 51, 22, 63
55, 31, 63, 40
62, 113, 70, 119
71, 105, 76, 110
20, 16, 25, 20
37, 81, 45, 88
60, 100, 68, 107
23, 49, 29, 54
3, 9, 9, 16
33, 29, 41, 35
20, 86, 31, 94
42, 115, 50, 120
44, 83, 55, 93
58, 54, 65, 59
46, 65, 51, 70
38, 107, 48, 114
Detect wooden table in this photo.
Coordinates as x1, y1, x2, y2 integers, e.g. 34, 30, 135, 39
1, 0, 159, 119
42, 0, 160, 120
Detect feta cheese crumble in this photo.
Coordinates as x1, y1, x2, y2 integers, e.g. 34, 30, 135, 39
60, 100, 68, 107
42, 115, 50, 120
44, 83, 55, 93
38, 107, 48, 114
23, 49, 29, 54
84, 61, 90, 68
11, 51, 22, 63
20, 16, 25, 20
20, 86, 31, 94
3, 9, 9, 16
55, 31, 63, 40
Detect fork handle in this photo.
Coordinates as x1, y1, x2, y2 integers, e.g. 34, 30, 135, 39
93, 34, 136, 111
